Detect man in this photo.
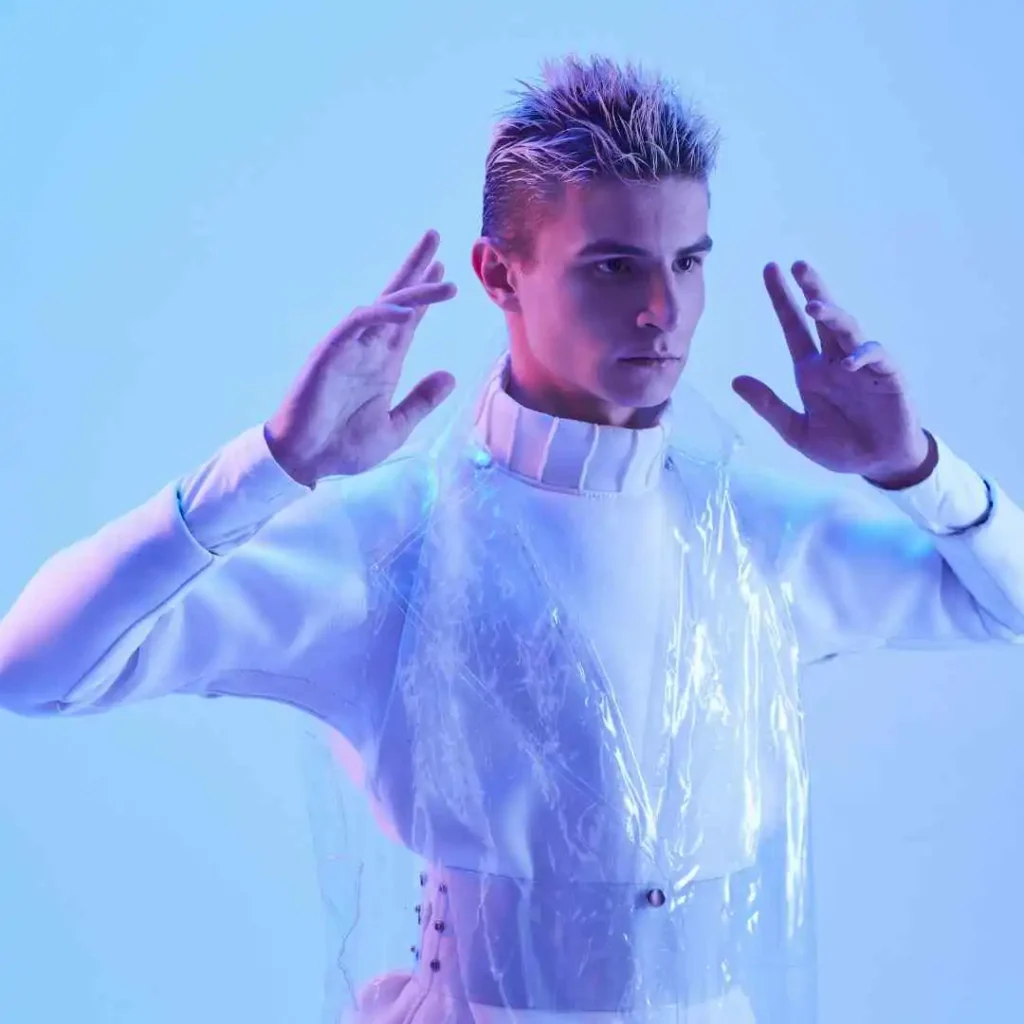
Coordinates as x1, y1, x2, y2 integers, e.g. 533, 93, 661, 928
1, 55, 1022, 1024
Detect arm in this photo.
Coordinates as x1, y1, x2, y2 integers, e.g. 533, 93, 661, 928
0, 426, 359, 719
730, 260, 1023, 662
735, 436, 1024, 664
0, 229, 457, 729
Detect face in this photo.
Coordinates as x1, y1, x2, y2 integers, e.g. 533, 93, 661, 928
473, 176, 711, 426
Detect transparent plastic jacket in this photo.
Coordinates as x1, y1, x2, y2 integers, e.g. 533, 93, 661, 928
302, 366, 815, 1024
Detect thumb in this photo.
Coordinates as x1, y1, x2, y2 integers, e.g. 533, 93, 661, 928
389, 371, 457, 443
732, 375, 804, 449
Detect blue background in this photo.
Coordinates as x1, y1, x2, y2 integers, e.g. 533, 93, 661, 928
2, 1, 1023, 1020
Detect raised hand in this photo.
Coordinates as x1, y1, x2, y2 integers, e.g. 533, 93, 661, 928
265, 230, 457, 486
732, 261, 932, 486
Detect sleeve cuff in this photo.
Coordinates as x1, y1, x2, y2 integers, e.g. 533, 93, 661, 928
881, 434, 993, 535
178, 424, 312, 555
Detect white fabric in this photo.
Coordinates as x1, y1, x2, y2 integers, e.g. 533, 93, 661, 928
0, 371, 1022, 1024
3, 371, 1011, 723
0, 367, 1017, 724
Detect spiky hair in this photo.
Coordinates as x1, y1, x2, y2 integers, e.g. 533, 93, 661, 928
481, 55, 721, 260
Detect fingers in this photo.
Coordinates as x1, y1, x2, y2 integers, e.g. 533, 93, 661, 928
763, 263, 818, 363
732, 375, 805, 449
339, 280, 455, 342
392, 262, 448, 353
332, 304, 416, 344
791, 261, 835, 305
409, 263, 447, 327
324, 270, 456, 354
805, 298, 863, 356
389, 371, 457, 442
793, 261, 862, 357
386, 279, 457, 310
381, 230, 442, 296
383, 277, 457, 350
841, 340, 899, 376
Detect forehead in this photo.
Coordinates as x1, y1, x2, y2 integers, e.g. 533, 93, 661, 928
535, 177, 710, 258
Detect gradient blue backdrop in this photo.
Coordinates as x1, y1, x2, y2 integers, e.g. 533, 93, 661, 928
2, 1, 1023, 1021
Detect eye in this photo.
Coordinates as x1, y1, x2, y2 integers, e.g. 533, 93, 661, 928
594, 257, 631, 276
675, 254, 704, 274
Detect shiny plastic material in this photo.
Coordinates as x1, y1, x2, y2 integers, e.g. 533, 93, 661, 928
303, 361, 815, 1023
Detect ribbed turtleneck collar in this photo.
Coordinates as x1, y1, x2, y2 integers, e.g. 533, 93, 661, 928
471, 357, 671, 495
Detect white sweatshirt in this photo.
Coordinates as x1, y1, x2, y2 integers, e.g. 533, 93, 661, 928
0, 372, 1022, 1024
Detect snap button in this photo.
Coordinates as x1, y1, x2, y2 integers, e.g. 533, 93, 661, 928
646, 887, 666, 908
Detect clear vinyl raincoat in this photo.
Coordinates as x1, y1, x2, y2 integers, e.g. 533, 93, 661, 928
301, 361, 815, 1024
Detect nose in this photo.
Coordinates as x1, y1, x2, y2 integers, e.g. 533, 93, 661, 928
636, 269, 680, 333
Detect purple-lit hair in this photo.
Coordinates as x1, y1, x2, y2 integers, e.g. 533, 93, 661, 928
481, 55, 721, 261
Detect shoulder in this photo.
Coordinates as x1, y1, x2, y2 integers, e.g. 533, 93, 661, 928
668, 447, 874, 562
665, 446, 817, 520
728, 459, 914, 578
281, 450, 437, 561
727, 463, 831, 521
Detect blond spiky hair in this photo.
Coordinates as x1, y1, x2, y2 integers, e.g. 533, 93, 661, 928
481, 55, 720, 259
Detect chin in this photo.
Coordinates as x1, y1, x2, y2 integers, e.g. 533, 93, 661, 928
603, 358, 685, 411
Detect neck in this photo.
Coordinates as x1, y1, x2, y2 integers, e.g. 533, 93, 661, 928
507, 348, 666, 430
473, 356, 673, 494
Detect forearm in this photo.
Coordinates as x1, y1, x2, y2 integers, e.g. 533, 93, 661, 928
0, 485, 214, 713
783, 436, 1024, 663
0, 426, 310, 715
879, 435, 1024, 640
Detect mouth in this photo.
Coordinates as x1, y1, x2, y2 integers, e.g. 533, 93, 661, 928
618, 355, 681, 366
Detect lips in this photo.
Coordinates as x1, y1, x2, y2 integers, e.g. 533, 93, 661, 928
619, 355, 681, 364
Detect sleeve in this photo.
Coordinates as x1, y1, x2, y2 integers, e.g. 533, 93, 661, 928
732, 435, 1024, 666
0, 425, 393, 737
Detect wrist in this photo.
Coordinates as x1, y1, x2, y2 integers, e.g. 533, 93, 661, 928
865, 429, 937, 491
263, 421, 317, 489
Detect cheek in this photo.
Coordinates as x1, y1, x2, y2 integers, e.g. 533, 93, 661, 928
573, 279, 640, 329
527, 277, 604, 345
690, 273, 707, 312
672, 275, 707, 330
569, 291, 635, 354
522, 275, 571, 326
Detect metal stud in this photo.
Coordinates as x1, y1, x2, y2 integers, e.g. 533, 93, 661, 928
646, 887, 666, 908
434, 921, 445, 932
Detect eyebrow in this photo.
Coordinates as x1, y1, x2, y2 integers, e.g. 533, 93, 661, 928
575, 234, 714, 259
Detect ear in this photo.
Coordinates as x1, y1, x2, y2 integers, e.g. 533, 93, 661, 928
471, 237, 522, 313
